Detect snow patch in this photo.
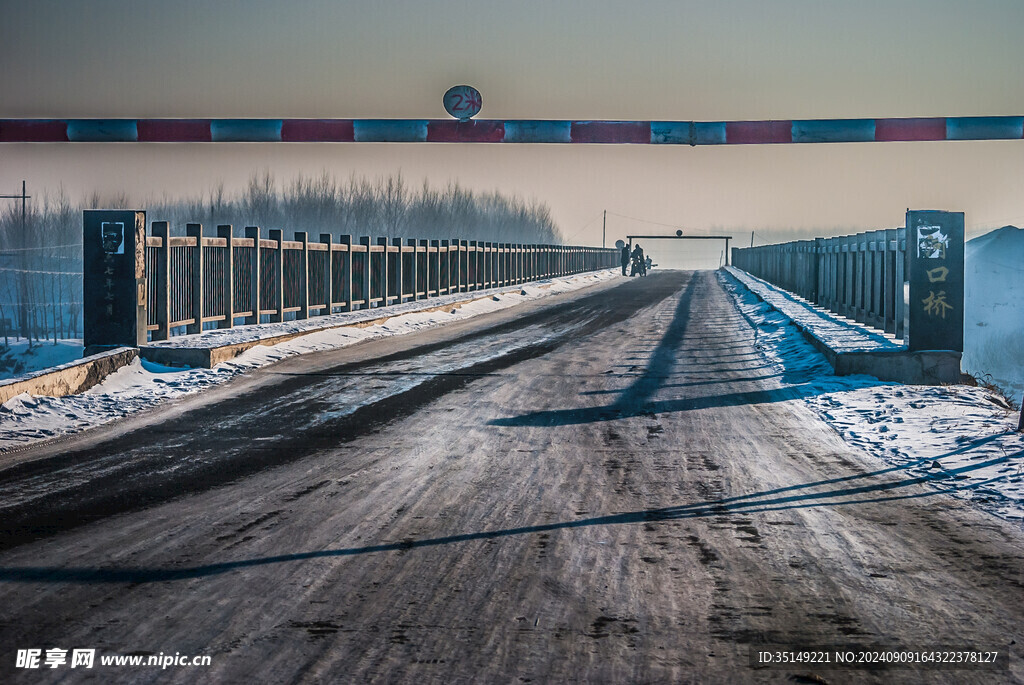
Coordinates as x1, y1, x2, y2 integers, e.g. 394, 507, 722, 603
0, 339, 85, 381
723, 266, 902, 354
720, 269, 1024, 524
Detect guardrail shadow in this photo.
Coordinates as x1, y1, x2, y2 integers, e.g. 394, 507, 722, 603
0, 439, 1017, 585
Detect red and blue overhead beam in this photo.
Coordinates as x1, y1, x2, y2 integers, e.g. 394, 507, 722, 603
1, 117, 1021, 144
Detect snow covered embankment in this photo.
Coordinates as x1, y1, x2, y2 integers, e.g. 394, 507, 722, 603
719, 270, 1024, 524
964, 225, 1024, 406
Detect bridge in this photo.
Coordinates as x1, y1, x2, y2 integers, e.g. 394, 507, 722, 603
0, 105, 1020, 680
68, 207, 964, 386
0, 201, 1020, 683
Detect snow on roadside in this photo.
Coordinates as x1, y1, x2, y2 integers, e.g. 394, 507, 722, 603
0, 339, 85, 382
719, 270, 1024, 524
145, 271, 614, 350
723, 266, 902, 353
0, 270, 618, 453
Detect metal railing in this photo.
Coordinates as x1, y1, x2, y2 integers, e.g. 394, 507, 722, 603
732, 228, 908, 340
145, 222, 618, 340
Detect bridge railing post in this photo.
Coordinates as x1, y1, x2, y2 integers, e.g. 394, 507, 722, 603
895, 227, 907, 341
394, 237, 403, 303
357, 236, 370, 309
440, 239, 450, 294
870, 230, 883, 328
269, 229, 284, 321
296, 231, 309, 320
244, 227, 261, 325
218, 225, 234, 329
338, 234, 352, 312
459, 239, 468, 292
492, 242, 499, 287
478, 240, 486, 289
492, 241, 498, 283
499, 241, 507, 284
320, 233, 334, 316
375, 237, 388, 306
417, 239, 428, 299
483, 241, 490, 288
152, 221, 170, 340
401, 239, 413, 301
186, 223, 203, 334
882, 229, 897, 334
429, 239, 439, 296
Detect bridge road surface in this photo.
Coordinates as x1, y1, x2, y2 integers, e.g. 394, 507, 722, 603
0, 270, 1022, 684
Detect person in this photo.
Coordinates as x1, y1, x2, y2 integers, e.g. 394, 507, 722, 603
645, 255, 653, 273
631, 243, 645, 277
620, 243, 631, 276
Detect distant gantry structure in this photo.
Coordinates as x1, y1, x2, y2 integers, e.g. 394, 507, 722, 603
1, 116, 1022, 144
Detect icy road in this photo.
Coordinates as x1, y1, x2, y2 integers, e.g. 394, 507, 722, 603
0, 270, 1021, 683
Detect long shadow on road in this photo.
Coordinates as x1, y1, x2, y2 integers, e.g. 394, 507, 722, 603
489, 272, 823, 427
1, 439, 1018, 585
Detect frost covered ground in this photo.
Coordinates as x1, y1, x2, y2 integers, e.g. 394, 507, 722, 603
0, 271, 617, 452
720, 269, 1024, 524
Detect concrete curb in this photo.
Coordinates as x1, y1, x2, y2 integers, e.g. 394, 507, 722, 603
0, 347, 139, 404
138, 278, 584, 370
720, 269, 962, 385
141, 297, 485, 369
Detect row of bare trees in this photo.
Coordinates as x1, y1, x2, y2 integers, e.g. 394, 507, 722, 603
1, 172, 563, 345
0, 189, 81, 347
147, 171, 563, 242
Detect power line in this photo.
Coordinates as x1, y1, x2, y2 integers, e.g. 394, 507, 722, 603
0, 266, 82, 275
0, 301, 83, 307
606, 211, 693, 232
0, 253, 80, 260
562, 211, 605, 243
0, 243, 82, 252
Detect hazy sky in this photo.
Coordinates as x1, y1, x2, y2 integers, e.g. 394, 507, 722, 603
2, 0, 1023, 245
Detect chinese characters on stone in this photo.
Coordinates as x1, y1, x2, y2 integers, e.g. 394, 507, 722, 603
917, 226, 954, 320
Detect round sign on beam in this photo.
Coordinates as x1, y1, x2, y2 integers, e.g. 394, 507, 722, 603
443, 85, 482, 121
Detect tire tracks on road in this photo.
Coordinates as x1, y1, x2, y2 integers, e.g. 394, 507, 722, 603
0, 273, 689, 552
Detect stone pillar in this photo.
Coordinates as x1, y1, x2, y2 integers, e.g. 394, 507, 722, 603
83, 210, 147, 354
906, 210, 965, 352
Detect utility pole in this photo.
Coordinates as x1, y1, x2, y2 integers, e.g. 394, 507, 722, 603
0, 181, 30, 346
750, 230, 754, 248
602, 210, 606, 249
